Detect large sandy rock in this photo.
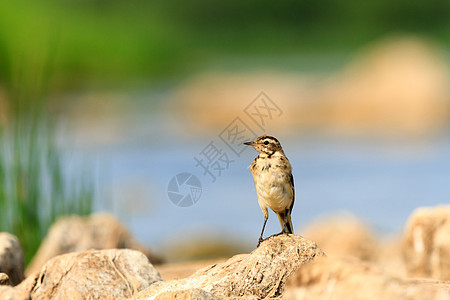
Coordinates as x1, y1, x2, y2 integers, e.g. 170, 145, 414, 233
403, 205, 450, 280
0, 233, 25, 286
284, 257, 450, 300
302, 213, 378, 261
29, 249, 162, 299
27, 213, 162, 275
135, 235, 325, 299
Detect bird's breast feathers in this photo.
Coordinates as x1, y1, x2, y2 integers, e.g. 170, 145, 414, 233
251, 156, 293, 212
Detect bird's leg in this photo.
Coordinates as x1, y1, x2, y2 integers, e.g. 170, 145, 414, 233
257, 216, 268, 247
282, 211, 289, 234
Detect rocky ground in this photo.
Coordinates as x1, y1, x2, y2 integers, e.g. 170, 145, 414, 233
0, 206, 449, 299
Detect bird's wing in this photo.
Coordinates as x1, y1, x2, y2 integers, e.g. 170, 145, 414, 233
289, 172, 295, 212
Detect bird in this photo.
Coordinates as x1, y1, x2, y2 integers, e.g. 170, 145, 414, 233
244, 135, 295, 247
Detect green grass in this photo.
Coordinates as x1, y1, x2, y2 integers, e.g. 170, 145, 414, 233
0, 116, 93, 265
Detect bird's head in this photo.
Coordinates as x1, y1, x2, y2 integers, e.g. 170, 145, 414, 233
244, 135, 283, 156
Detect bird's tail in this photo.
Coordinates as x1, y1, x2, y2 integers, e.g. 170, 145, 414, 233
277, 211, 294, 234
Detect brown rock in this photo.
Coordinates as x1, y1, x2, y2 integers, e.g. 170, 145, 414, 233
135, 235, 325, 299
0, 272, 37, 300
377, 235, 406, 278
0, 286, 30, 300
432, 221, 450, 280
30, 249, 162, 299
154, 288, 221, 300
0, 232, 25, 285
284, 257, 450, 300
27, 213, 162, 275
318, 37, 450, 136
302, 213, 378, 261
403, 205, 450, 280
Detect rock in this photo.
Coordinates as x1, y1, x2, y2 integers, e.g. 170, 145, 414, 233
27, 213, 163, 275
0, 232, 25, 285
0, 286, 30, 300
0, 273, 10, 286
0, 272, 37, 300
317, 37, 450, 136
30, 249, 162, 299
376, 235, 406, 278
135, 235, 325, 299
302, 213, 378, 261
403, 205, 450, 280
432, 221, 450, 280
153, 288, 221, 300
284, 257, 450, 300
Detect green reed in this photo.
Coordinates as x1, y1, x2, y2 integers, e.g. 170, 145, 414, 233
0, 104, 94, 266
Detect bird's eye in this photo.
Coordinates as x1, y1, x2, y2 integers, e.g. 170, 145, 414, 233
264, 141, 269, 145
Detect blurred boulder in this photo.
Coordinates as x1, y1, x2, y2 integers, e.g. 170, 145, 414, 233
30, 249, 162, 299
318, 36, 450, 136
0, 232, 25, 285
135, 235, 325, 299
284, 257, 450, 300
403, 205, 450, 280
27, 213, 162, 275
302, 213, 378, 261
302, 214, 409, 278
377, 235, 407, 278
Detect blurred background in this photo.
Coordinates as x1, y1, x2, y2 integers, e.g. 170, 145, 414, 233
0, 0, 449, 264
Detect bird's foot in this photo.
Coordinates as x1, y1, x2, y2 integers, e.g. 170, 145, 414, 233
256, 237, 265, 248
258, 232, 294, 247
267, 231, 291, 239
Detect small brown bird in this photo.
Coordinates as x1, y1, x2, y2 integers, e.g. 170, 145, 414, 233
244, 135, 295, 247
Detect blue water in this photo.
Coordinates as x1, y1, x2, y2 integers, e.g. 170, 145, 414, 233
73, 116, 450, 249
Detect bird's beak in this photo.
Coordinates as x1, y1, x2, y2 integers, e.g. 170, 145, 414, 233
243, 141, 254, 146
